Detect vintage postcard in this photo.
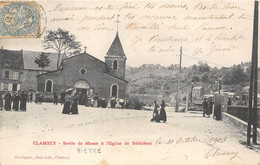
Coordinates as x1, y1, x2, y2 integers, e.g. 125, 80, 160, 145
0, 0, 259, 165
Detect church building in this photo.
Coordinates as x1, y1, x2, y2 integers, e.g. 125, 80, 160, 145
36, 32, 128, 99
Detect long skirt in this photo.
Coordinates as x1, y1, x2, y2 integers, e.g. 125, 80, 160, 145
13, 100, 19, 111
159, 108, 167, 122
0, 98, 3, 109
4, 100, 11, 110
62, 102, 71, 114
20, 100, 27, 111
71, 103, 78, 114
151, 114, 160, 122
209, 105, 213, 114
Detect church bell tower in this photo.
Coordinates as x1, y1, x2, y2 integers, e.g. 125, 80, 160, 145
105, 15, 127, 79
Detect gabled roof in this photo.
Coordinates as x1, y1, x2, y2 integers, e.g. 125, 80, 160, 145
105, 72, 128, 83
23, 50, 57, 71
0, 49, 57, 71
65, 52, 106, 65
106, 34, 126, 57
0, 49, 23, 69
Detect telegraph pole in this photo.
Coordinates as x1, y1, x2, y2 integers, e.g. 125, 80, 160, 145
247, 0, 258, 145
252, 0, 258, 144
176, 47, 182, 112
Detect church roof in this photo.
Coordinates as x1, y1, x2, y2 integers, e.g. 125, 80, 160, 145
39, 52, 127, 82
64, 52, 108, 68
106, 34, 126, 57
0, 49, 23, 69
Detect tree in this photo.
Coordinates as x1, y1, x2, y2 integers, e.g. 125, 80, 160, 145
34, 52, 51, 73
222, 65, 249, 85
138, 86, 146, 94
43, 28, 81, 69
201, 73, 209, 83
127, 97, 144, 110
192, 75, 200, 82
198, 63, 210, 73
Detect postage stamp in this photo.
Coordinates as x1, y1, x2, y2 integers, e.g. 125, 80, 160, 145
0, 1, 42, 38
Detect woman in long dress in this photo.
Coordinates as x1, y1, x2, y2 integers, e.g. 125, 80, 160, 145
70, 94, 79, 114
151, 101, 159, 122
62, 92, 72, 114
13, 92, 20, 111
4, 92, 12, 111
159, 100, 167, 123
20, 91, 27, 111
0, 91, 3, 110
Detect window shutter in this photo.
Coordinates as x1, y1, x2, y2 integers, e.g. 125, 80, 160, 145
2, 70, 4, 79
0, 83, 3, 90
117, 62, 119, 69
17, 84, 20, 91
13, 72, 16, 80
111, 61, 113, 68
9, 71, 12, 79
8, 83, 12, 91
15, 72, 19, 80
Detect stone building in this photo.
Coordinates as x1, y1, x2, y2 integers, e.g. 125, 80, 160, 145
192, 86, 205, 99
0, 48, 57, 92
0, 49, 23, 91
37, 32, 128, 99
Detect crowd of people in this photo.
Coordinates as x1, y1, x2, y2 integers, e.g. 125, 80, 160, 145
58, 89, 129, 115
0, 91, 29, 111
62, 89, 78, 115
150, 100, 167, 123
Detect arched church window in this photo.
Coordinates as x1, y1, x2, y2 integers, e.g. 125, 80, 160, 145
111, 84, 119, 97
113, 60, 118, 69
45, 79, 53, 92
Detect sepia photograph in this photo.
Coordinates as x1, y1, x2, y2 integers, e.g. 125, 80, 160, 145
0, 0, 259, 164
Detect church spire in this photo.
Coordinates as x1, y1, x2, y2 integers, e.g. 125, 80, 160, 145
106, 14, 126, 58
115, 14, 120, 36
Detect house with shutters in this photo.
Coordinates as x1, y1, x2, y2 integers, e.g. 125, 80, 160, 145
0, 49, 23, 91
0, 48, 57, 92
36, 32, 128, 99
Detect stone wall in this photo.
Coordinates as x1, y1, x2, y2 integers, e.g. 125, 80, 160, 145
227, 105, 260, 128
20, 70, 41, 91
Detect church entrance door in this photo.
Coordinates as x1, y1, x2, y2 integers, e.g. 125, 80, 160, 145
74, 80, 90, 95
76, 88, 87, 95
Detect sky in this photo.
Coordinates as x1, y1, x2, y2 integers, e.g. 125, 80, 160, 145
1, 0, 259, 68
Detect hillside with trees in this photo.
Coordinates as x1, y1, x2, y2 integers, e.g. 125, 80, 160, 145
125, 62, 251, 105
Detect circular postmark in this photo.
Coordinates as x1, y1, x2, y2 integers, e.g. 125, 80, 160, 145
0, 2, 46, 38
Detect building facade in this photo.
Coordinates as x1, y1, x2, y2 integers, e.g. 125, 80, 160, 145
192, 86, 205, 99
0, 48, 57, 92
37, 33, 128, 99
0, 49, 23, 92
